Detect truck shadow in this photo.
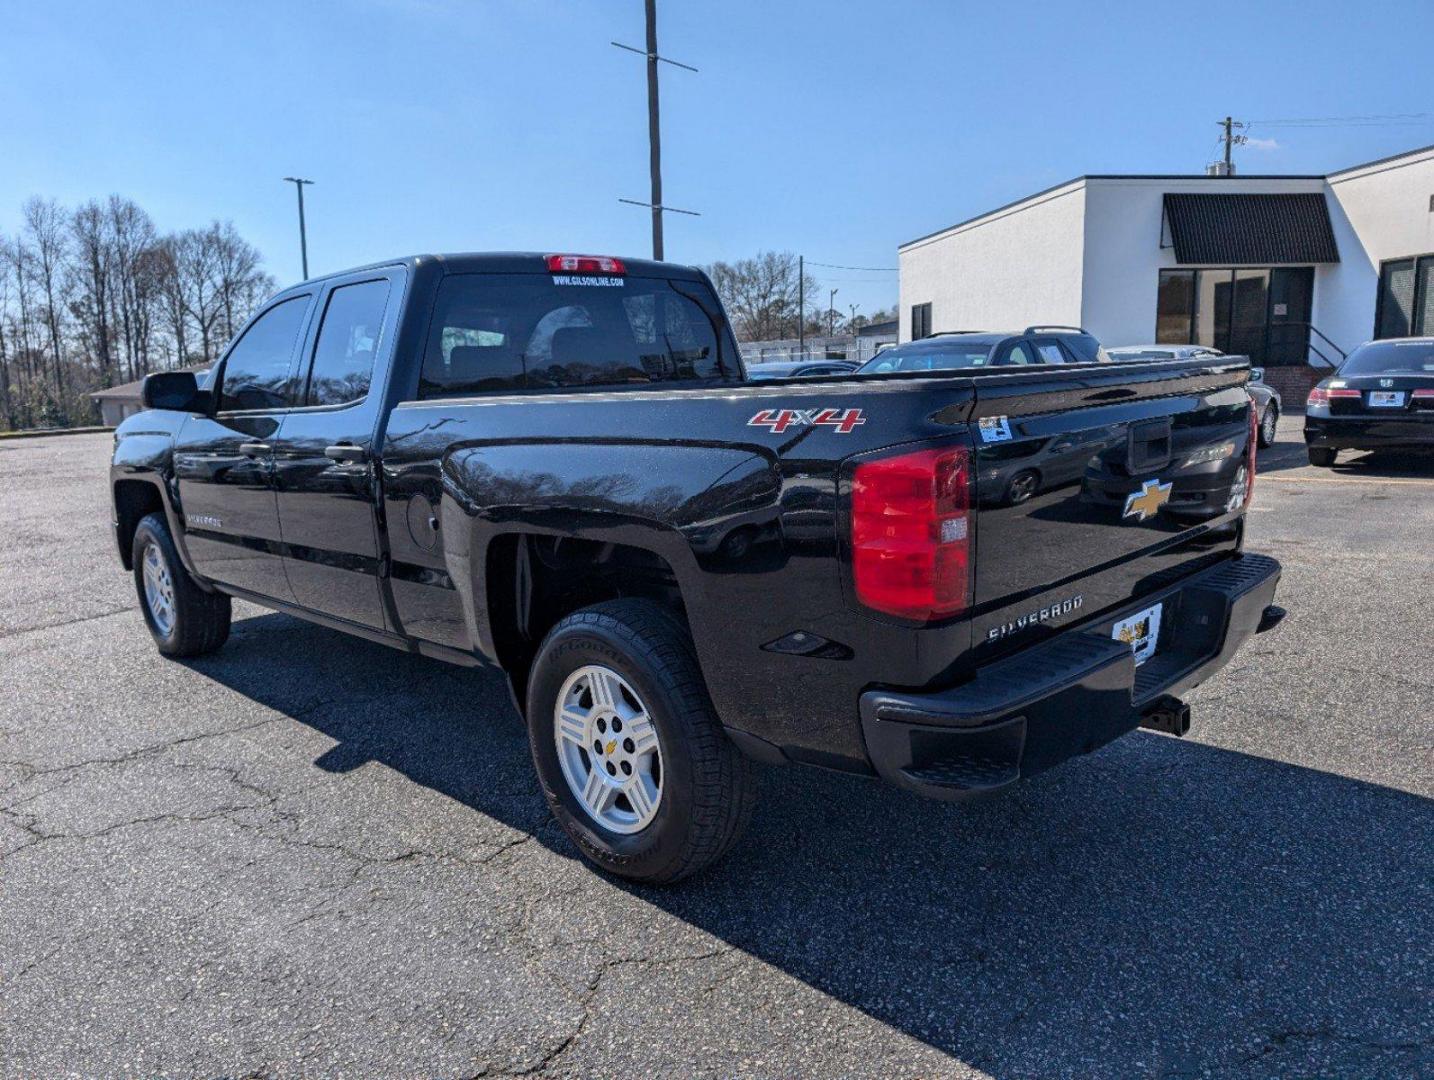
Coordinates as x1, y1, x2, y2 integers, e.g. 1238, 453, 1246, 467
190, 611, 1431, 1078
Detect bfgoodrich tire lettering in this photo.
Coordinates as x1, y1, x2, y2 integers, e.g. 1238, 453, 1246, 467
526, 599, 757, 884
131, 512, 231, 658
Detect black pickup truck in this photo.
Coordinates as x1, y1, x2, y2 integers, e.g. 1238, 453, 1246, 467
111, 252, 1284, 882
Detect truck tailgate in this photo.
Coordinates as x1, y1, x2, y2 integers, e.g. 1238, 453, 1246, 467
968, 359, 1254, 660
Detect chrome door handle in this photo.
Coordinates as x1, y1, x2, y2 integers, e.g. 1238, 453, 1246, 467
239, 442, 270, 457
324, 444, 368, 464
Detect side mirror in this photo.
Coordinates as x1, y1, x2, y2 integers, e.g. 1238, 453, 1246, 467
1249, 366, 1265, 383
141, 371, 211, 413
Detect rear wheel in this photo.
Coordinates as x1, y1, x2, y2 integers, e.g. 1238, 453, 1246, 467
526, 599, 757, 883
1307, 447, 1337, 467
1004, 469, 1040, 505
132, 512, 231, 657
1258, 403, 1279, 448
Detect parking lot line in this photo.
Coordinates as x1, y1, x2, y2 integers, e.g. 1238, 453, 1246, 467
1259, 474, 1434, 487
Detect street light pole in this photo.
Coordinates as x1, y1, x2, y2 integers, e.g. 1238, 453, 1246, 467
828, 288, 839, 336
283, 177, 314, 279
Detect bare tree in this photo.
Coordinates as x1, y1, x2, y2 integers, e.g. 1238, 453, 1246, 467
700, 252, 819, 342
70, 200, 116, 387
22, 197, 71, 412
0, 237, 13, 429
108, 196, 159, 381
211, 221, 273, 346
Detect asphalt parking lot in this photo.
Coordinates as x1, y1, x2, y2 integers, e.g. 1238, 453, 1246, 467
1, 425, 1430, 1079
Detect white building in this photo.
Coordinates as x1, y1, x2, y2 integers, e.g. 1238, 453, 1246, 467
898, 143, 1434, 401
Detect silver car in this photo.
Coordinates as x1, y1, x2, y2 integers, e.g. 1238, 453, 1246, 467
1107, 345, 1282, 448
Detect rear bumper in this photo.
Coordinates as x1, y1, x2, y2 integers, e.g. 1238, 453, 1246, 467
1305, 414, 1434, 450
859, 552, 1282, 801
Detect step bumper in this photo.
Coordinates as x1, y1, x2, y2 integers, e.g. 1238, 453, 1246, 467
858, 553, 1283, 801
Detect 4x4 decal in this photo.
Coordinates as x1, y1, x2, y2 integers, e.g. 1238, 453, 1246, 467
747, 407, 866, 434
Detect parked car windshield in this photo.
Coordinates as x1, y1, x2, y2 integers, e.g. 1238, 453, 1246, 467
856, 340, 994, 373
1340, 340, 1434, 375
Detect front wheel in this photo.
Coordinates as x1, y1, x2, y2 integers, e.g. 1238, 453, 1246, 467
526, 599, 757, 883
1307, 446, 1337, 467
132, 512, 231, 657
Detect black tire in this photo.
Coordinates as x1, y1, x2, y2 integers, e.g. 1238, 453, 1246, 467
526, 599, 757, 884
131, 512, 231, 657
1307, 446, 1337, 467
1004, 469, 1040, 505
1258, 403, 1279, 448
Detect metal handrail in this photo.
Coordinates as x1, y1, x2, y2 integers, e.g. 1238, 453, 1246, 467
1262, 321, 1346, 370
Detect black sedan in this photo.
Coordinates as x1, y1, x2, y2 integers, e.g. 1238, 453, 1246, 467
1304, 338, 1434, 466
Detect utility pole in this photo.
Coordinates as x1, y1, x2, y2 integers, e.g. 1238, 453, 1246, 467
283, 177, 314, 279
798, 255, 805, 357
613, 1, 699, 260
1217, 117, 1246, 176
828, 288, 839, 336
644, 0, 662, 260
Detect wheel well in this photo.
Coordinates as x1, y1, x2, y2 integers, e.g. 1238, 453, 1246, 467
114, 480, 165, 570
487, 534, 687, 703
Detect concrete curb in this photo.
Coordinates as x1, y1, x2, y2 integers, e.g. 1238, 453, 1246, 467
0, 425, 113, 441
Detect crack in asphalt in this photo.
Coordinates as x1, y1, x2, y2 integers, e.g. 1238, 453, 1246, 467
0, 606, 135, 640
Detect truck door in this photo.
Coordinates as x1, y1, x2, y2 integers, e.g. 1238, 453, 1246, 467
270, 270, 403, 630
174, 292, 314, 600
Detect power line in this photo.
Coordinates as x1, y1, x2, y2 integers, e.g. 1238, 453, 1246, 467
805, 260, 898, 272
1245, 112, 1431, 126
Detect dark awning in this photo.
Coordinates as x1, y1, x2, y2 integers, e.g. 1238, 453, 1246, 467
1162, 192, 1339, 264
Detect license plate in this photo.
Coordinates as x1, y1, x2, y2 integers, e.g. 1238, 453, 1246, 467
1112, 603, 1163, 666
1369, 391, 1405, 407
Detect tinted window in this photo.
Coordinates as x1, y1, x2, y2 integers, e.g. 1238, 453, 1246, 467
856, 341, 992, 373
218, 296, 310, 411
1340, 340, 1434, 375
1034, 342, 1067, 365
1059, 333, 1110, 363
1003, 343, 1035, 366
419, 273, 733, 398
305, 280, 391, 406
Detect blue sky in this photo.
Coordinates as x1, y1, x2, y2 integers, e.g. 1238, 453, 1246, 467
4, 0, 1433, 317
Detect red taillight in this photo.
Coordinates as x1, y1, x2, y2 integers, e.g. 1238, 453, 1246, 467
1309, 386, 1359, 407
1412, 389, 1434, 399
851, 446, 971, 621
545, 253, 626, 274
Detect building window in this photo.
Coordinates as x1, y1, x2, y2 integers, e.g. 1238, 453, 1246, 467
1375, 255, 1434, 339
1155, 270, 1194, 343
911, 302, 933, 340
1155, 267, 1312, 365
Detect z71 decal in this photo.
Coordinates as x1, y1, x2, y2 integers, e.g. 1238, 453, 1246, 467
747, 407, 866, 434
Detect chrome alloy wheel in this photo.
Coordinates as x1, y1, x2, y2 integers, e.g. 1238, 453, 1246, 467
1225, 464, 1249, 513
554, 664, 663, 834
141, 542, 176, 637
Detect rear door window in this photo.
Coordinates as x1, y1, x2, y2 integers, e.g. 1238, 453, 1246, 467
1001, 342, 1036, 366
1059, 333, 1110, 363
1032, 340, 1068, 365
304, 279, 392, 406
419, 273, 736, 398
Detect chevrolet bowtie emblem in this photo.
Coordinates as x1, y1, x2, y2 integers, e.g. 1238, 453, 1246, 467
606, 740, 617, 756
1123, 479, 1173, 521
